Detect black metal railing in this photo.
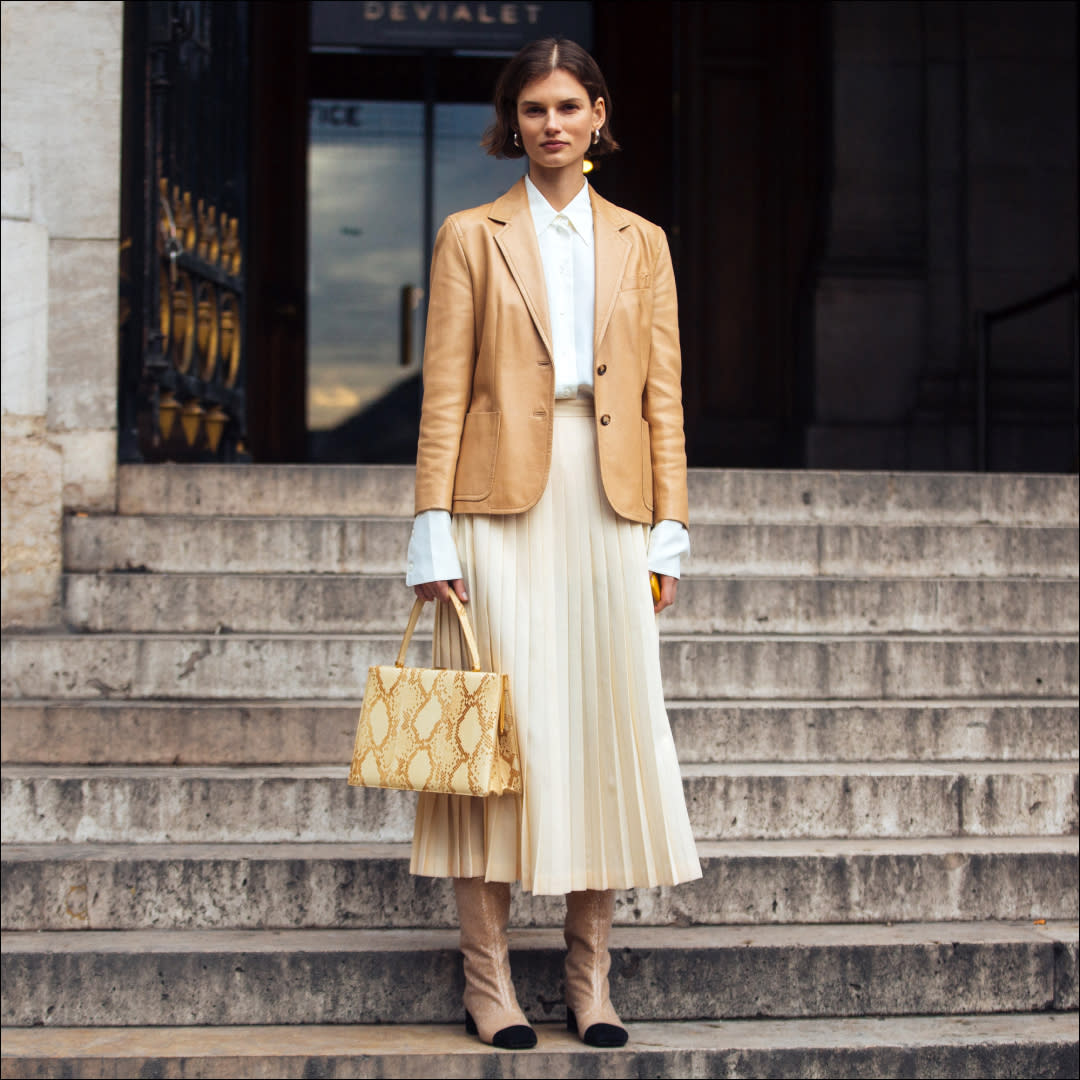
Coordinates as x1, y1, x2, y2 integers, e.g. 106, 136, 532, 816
974, 275, 1079, 472
119, 0, 248, 462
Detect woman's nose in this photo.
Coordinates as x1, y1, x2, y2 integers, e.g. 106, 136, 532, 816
544, 112, 561, 132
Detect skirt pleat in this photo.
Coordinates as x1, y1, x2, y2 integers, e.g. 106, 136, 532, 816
410, 397, 702, 895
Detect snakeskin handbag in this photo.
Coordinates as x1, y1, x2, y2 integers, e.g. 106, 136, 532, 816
348, 592, 523, 796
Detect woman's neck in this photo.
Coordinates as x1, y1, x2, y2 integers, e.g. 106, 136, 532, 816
528, 165, 587, 212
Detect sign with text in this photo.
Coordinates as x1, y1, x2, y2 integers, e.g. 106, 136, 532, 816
311, 1, 592, 51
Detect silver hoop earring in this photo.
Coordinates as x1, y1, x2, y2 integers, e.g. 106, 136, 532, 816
513, 131, 520, 148
593, 128, 600, 145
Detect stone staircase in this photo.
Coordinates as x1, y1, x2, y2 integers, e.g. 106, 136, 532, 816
2, 465, 1078, 1078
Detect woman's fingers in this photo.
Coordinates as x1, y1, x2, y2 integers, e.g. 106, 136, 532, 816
654, 574, 678, 614
413, 579, 468, 604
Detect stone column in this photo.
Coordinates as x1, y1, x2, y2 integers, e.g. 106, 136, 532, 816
1, 1, 123, 627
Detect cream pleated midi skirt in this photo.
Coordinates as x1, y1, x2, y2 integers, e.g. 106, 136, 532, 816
410, 397, 702, 895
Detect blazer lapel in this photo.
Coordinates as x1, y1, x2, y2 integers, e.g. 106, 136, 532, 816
490, 179, 553, 360
591, 188, 632, 355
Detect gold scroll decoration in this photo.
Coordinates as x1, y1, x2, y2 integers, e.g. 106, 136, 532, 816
170, 271, 195, 373
195, 281, 219, 381
219, 292, 241, 387
204, 407, 229, 453
180, 400, 204, 447
221, 216, 241, 276
197, 200, 220, 265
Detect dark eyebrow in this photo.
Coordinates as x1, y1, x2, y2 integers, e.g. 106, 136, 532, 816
519, 96, 586, 107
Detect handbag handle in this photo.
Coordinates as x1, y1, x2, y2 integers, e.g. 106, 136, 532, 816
395, 591, 483, 672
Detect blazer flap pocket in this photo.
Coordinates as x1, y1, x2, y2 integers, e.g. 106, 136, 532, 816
454, 410, 500, 500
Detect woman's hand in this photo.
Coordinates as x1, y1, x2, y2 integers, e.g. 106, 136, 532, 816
414, 578, 469, 604
654, 573, 677, 614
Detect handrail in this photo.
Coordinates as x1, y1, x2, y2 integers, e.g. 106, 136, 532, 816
974, 274, 1079, 471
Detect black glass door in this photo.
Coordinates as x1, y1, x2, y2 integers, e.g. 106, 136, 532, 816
306, 54, 522, 462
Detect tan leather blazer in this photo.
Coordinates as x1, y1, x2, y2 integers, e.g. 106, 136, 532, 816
414, 177, 689, 527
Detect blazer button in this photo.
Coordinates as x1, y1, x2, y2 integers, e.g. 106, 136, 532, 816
596, 364, 607, 376
600, 414, 611, 426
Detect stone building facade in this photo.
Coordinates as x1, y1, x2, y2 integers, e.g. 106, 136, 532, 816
1, 0, 1076, 630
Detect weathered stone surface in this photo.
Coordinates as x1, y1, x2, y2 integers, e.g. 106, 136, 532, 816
118, 465, 418, 519
3, 763, 1075, 845
55, 430, 116, 512
0, 1014, 1076, 1080
63, 513, 1080, 577
0, 1, 122, 240
113, 465, 1080, 525
2, 838, 1075, 932
1, 146, 31, 221
1, 418, 62, 628
4, 699, 1075, 766
46, 239, 118, 433
64, 514, 413, 574
1, 219, 49, 415
61, 572, 1080, 634
3, 633, 1075, 701
1, 922, 1073, 1027
668, 701, 1080, 765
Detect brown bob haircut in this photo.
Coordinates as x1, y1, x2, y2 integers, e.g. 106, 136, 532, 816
483, 37, 620, 159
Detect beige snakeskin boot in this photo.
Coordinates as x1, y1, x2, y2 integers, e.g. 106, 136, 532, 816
563, 889, 629, 1047
453, 877, 537, 1049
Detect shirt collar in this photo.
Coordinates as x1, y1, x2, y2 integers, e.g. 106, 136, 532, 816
525, 175, 593, 246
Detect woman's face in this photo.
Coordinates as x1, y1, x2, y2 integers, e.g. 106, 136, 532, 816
515, 68, 605, 174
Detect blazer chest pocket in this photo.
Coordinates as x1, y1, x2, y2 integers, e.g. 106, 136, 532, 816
454, 410, 500, 500
621, 271, 651, 291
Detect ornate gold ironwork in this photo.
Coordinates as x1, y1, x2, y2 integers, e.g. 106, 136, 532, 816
195, 280, 219, 380
221, 216, 241, 276
158, 391, 180, 440
204, 406, 228, 453
219, 291, 241, 387
120, 5, 248, 464
197, 200, 220, 264
180, 399, 204, 446
174, 187, 196, 252
170, 271, 196, 373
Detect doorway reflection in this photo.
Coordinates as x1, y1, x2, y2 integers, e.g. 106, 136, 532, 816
307, 98, 522, 462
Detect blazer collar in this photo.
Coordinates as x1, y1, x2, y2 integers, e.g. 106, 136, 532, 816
490, 177, 633, 359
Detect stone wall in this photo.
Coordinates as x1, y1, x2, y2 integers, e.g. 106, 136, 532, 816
1, 1, 122, 627
808, 0, 1077, 471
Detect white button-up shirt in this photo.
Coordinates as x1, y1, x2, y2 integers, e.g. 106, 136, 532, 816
406, 179, 690, 586
525, 174, 595, 399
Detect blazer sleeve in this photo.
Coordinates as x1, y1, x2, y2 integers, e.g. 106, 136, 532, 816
643, 229, 690, 528
414, 217, 476, 515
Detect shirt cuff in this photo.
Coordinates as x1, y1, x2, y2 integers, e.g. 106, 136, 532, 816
405, 509, 464, 586
647, 519, 690, 579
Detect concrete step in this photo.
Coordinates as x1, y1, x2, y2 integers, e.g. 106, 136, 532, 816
62, 573, 1080, 635
3, 838, 1075, 931
63, 514, 1080, 577
115, 464, 1080, 524
2, 921, 1075, 1026
3, 633, 1076, 701
4, 699, 1076, 765
2, 1014, 1077, 1079
3, 763, 1075, 844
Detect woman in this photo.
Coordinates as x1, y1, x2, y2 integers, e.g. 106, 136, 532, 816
406, 37, 701, 1050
